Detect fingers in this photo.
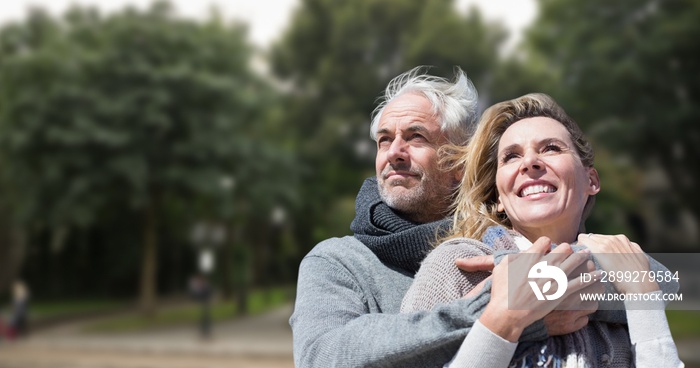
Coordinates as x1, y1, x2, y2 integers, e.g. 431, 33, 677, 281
525, 236, 552, 255
557, 289, 600, 311
585, 259, 595, 273
576, 233, 658, 294
544, 308, 594, 336
569, 315, 590, 333
570, 269, 602, 291
630, 241, 643, 253
576, 232, 593, 246
557, 248, 590, 277
577, 233, 643, 254
455, 255, 495, 272
549, 241, 572, 255
533, 241, 588, 278
568, 259, 595, 280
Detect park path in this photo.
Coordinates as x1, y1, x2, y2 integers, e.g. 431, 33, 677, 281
2, 302, 699, 367
0, 303, 294, 368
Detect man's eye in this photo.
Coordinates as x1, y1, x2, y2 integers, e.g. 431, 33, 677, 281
377, 137, 391, 146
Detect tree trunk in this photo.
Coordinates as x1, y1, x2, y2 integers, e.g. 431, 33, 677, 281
139, 203, 158, 317
235, 245, 250, 316
231, 224, 250, 315
0, 227, 26, 294
220, 241, 233, 299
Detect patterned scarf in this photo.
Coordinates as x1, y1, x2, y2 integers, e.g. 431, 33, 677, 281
483, 225, 596, 368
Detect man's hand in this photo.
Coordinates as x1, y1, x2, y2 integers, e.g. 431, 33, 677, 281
543, 308, 595, 336
544, 258, 600, 335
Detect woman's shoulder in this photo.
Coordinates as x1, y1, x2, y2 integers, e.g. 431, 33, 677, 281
428, 237, 495, 261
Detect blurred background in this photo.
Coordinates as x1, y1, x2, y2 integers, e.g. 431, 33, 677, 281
0, 0, 698, 366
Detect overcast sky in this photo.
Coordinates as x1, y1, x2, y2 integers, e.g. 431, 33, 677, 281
0, 0, 536, 49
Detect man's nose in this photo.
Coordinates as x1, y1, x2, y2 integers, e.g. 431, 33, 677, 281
387, 137, 409, 165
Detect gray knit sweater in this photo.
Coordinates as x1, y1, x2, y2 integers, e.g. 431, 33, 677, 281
290, 178, 549, 368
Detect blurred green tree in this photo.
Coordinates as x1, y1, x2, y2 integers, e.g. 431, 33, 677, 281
527, 0, 700, 247
269, 0, 507, 250
0, 199, 25, 295
0, 2, 295, 312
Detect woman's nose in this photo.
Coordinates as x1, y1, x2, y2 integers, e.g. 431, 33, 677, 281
520, 150, 542, 173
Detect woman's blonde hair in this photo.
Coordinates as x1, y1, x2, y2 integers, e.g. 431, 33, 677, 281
442, 93, 595, 241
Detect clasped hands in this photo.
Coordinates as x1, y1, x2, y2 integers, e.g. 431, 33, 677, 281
455, 236, 601, 337
456, 234, 658, 337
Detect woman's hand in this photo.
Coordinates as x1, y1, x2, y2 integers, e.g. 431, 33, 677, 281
577, 233, 659, 294
477, 237, 600, 342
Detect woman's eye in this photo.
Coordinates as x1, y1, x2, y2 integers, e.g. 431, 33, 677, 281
501, 152, 518, 163
543, 144, 562, 153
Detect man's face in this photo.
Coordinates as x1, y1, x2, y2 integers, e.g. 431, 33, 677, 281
374, 93, 457, 223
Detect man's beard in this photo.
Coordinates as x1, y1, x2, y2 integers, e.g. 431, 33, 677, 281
379, 176, 427, 214
377, 166, 453, 223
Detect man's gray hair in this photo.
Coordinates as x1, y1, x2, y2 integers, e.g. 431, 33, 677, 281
370, 66, 479, 145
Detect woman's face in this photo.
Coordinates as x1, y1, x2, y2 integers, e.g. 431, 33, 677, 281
495, 117, 599, 241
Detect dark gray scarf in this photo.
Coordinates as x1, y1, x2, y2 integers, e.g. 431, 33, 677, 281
350, 177, 451, 273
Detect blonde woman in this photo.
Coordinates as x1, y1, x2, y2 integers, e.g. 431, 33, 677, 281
402, 93, 683, 367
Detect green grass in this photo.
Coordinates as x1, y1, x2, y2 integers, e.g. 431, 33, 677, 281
81, 287, 293, 333
667, 310, 700, 339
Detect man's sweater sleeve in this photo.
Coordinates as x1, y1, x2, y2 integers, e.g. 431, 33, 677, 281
291, 253, 489, 368
445, 320, 518, 368
401, 241, 548, 343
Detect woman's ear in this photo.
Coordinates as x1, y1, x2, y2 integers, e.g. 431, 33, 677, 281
588, 167, 601, 195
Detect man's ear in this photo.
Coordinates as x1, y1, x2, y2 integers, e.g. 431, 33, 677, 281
452, 168, 463, 183
588, 167, 601, 195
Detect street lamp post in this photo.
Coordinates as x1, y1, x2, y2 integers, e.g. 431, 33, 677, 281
189, 221, 225, 339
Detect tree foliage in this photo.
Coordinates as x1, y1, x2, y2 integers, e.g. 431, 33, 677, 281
5, 0, 695, 301
527, 0, 700, 241
0, 2, 297, 306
